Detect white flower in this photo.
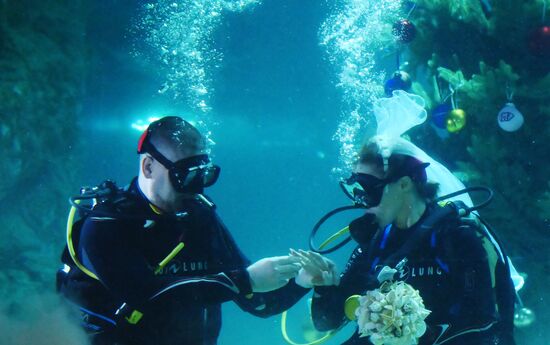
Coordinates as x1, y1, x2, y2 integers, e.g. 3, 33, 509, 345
370, 301, 382, 312
371, 312, 380, 322
356, 281, 431, 345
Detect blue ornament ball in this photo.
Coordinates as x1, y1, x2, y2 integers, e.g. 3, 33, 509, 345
431, 104, 452, 129
384, 71, 412, 97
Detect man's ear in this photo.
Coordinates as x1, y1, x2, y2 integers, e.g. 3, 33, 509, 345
142, 156, 154, 178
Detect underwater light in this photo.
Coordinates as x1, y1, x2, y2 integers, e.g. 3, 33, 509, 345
131, 116, 199, 132
131, 117, 161, 132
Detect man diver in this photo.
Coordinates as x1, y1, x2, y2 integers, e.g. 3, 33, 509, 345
310, 136, 517, 344
57, 116, 335, 345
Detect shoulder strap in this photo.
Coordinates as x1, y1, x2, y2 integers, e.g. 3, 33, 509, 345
380, 202, 464, 269
66, 203, 100, 280
64, 181, 136, 280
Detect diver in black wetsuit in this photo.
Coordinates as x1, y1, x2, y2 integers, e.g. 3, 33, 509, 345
57, 116, 331, 345
310, 138, 516, 345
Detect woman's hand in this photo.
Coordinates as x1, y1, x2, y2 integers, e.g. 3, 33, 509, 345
290, 249, 339, 288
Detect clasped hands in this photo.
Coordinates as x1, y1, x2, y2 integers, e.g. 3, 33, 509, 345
246, 249, 339, 292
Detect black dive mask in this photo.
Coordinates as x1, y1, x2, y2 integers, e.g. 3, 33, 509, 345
340, 159, 431, 208
340, 173, 387, 208
166, 154, 220, 194
148, 145, 220, 194
137, 121, 220, 194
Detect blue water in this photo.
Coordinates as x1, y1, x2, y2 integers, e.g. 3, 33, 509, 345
70, 1, 547, 344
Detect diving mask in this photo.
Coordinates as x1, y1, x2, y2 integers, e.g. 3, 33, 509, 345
146, 144, 219, 193
340, 173, 387, 208
167, 154, 220, 193
137, 119, 220, 193
340, 159, 431, 208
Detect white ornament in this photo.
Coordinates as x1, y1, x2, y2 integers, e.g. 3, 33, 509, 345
498, 103, 524, 132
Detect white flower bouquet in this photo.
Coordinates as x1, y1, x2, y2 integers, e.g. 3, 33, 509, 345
355, 280, 431, 345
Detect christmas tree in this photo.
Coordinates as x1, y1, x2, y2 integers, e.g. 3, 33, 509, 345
320, 1, 547, 343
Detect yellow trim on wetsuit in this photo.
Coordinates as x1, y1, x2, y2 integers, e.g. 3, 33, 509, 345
66, 202, 99, 280
126, 310, 144, 324
67, 200, 185, 325
155, 242, 186, 274
67, 200, 186, 278
149, 201, 186, 274
149, 203, 163, 214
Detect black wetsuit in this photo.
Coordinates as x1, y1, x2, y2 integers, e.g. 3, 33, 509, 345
312, 204, 516, 345
58, 178, 309, 345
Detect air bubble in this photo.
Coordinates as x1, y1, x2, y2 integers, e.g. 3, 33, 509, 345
320, 0, 400, 174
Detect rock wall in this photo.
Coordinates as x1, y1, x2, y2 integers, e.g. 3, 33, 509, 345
0, 1, 89, 343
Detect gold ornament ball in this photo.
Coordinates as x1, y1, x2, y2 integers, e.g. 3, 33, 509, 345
446, 109, 467, 133
344, 295, 362, 321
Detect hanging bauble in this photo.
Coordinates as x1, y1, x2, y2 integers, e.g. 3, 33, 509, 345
392, 19, 416, 43
514, 307, 536, 328
497, 102, 524, 132
431, 104, 452, 129
384, 71, 412, 97
446, 109, 466, 133
527, 25, 550, 57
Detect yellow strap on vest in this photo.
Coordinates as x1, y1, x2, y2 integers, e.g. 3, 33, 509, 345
125, 310, 144, 324
155, 242, 185, 274
66, 201, 185, 326
66, 202, 99, 280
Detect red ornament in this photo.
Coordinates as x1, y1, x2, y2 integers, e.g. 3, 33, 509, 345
392, 19, 416, 43
528, 25, 550, 57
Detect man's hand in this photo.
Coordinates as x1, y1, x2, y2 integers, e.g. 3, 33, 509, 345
246, 256, 302, 292
290, 249, 339, 288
